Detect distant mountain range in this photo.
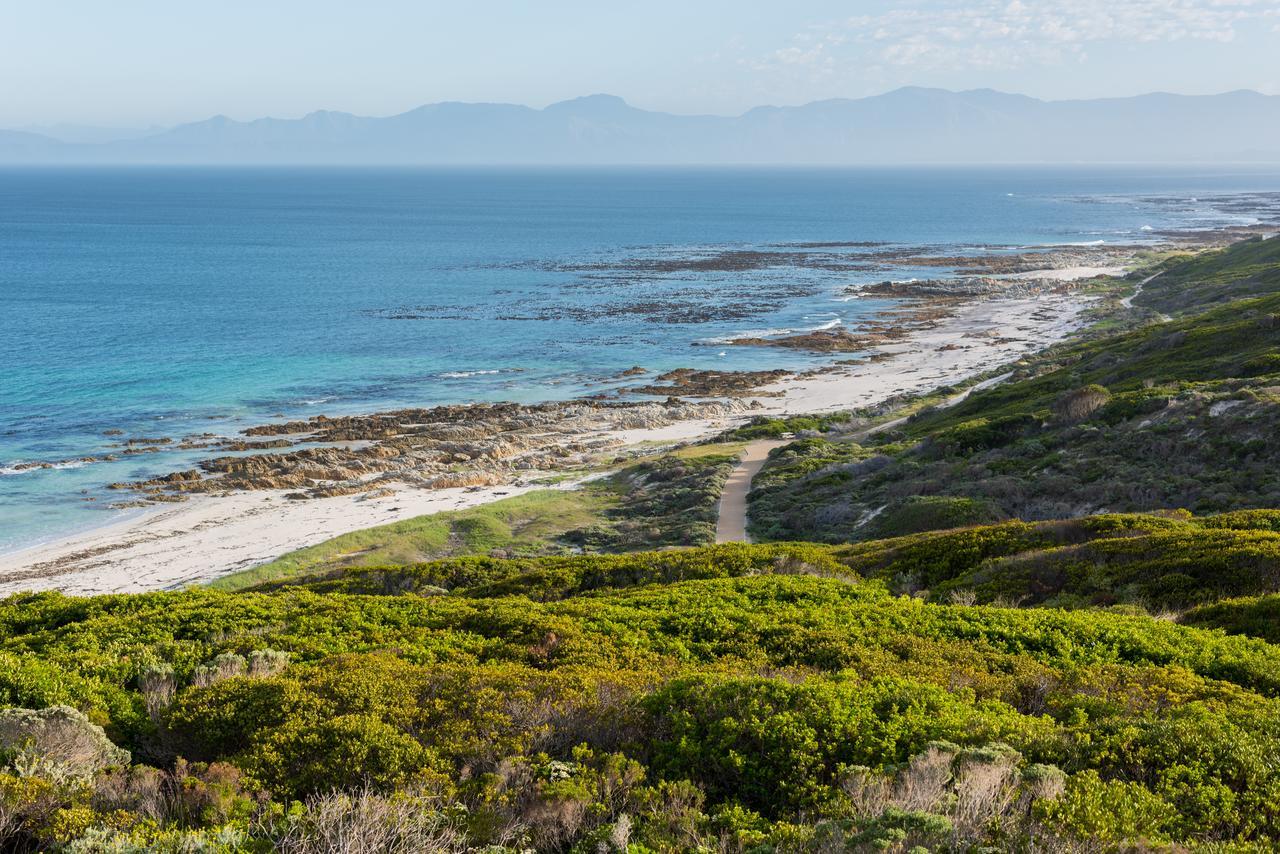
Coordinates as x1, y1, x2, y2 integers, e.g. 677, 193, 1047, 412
4, 88, 1280, 164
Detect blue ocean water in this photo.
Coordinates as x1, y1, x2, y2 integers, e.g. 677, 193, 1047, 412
3, 165, 1279, 553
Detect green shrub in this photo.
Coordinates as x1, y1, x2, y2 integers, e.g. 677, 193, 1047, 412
643, 675, 1040, 817
720, 413, 853, 441
932, 414, 1039, 454
870, 496, 1002, 540
1182, 594, 1280, 643
1038, 770, 1176, 845
1204, 509, 1280, 533
242, 714, 441, 799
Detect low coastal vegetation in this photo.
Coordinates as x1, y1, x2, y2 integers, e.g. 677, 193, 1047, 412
10, 534, 1280, 850
7, 237, 1280, 851
833, 509, 1280, 611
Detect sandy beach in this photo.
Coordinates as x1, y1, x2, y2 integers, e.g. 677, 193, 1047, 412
0, 278, 1102, 596
759, 290, 1092, 414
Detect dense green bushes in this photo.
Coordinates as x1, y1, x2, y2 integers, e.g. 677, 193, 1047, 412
823, 511, 1280, 610
718, 412, 854, 441
751, 387, 1280, 544
1184, 594, 1280, 643
930, 413, 1039, 453
834, 520, 1053, 590
11, 543, 1280, 848
237, 507, 1280, 619
868, 495, 1002, 539
250, 541, 853, 600
1133, 235, 1280, 315
644, 676, 1049, 817
750, 343, 1280, 545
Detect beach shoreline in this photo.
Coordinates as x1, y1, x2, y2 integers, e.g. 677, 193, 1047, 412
0, 267, 1105, 596
755, 290, 1093, 415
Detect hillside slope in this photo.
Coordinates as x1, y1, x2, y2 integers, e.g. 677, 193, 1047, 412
749, 237, 1280, 543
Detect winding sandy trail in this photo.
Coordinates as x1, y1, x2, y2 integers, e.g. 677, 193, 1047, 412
1121, 271, 1163, 310
843, 370, 1015, 443
715, 441, 787, 543
714, 370, 1018, 543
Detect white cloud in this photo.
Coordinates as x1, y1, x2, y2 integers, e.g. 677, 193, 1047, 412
755, 0, 1280, 75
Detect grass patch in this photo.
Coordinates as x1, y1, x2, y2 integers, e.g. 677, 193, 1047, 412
214, 444, 745, 591
211, 489, 609, 591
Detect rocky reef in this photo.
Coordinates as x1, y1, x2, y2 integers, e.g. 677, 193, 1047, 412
858, 275, 1079, 300
872, 244, 1139, 274
721, 302, 957, 354
626, 368, 792, 397
111, 398, 757, 502
728, 328, 899, 353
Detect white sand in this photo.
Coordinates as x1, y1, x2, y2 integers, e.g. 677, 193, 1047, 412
757, 292, 1090, 415
0, 482, 555, 596
1010, 264, 1126, 282
0, 286, 1095, 596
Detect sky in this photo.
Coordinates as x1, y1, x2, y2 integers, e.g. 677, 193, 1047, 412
4, 0, 1279, 128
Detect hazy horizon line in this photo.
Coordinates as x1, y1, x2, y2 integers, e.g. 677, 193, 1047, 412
9, 84, 1277, 135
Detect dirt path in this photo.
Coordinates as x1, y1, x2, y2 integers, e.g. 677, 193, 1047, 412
1120, 271, 1162, 310
843, 370, 1014, 443
714, 371, 1019, 543
715, 440, 787, 543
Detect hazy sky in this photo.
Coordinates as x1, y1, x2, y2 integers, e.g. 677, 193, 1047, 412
5, 0, 1279, 128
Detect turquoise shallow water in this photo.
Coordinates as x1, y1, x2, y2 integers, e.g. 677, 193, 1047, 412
3, 165, 1279, 552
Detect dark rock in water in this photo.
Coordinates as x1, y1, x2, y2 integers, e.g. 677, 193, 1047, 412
124, 436, 172, 446
216, 438, 294, 451
726, 328, 886, 353
858, 276, 1070, 299
628, 367, 790, 397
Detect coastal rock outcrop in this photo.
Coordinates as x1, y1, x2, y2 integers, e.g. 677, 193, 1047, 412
858, 276, 1076, 300
725, 328, 883, 353
115, 397, 755, 501
627, 368, 791, 397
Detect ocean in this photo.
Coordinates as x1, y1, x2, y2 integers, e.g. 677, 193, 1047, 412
3, 165, 1279, 553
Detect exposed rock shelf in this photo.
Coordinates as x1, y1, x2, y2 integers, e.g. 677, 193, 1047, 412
110, 398, 757, 502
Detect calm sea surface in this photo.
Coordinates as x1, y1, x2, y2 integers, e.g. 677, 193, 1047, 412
4, 166, 1279, 552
